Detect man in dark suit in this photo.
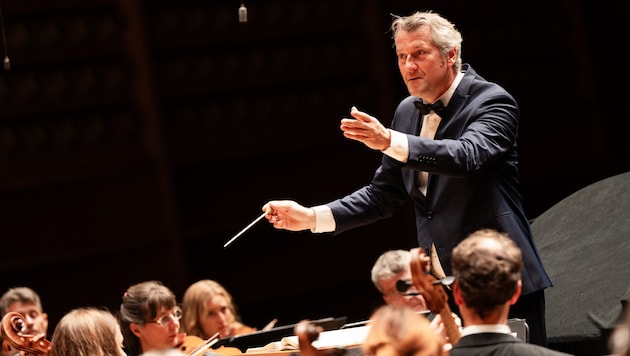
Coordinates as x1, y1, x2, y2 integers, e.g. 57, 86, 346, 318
449, 228, 570, 355
262, 10, 551, 346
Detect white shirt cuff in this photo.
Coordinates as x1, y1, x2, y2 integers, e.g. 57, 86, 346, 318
381, 129, 408, 163
311, 205, 335, 233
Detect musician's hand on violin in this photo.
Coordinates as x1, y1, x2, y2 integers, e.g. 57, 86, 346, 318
28, 334, 46, 344
429, 312, 461, 346
14, 335, 50, 356
262, 200, 316, 231
14, 333, 50, 356
429, 314, 448, 344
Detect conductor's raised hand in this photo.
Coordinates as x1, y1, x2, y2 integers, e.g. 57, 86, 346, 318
340, 106, 391, 151
262, 200, 316, 231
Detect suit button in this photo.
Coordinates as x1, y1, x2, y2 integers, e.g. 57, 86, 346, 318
427, 211, 433, 219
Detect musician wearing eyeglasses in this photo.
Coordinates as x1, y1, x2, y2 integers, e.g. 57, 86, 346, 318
371, 249, 461, 349
371, 250, 428, 312
119, 281, 186, 356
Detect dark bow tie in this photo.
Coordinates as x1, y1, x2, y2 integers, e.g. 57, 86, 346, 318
414, 99, 445, 115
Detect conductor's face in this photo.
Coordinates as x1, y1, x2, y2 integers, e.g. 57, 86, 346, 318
395, 27, 453, 103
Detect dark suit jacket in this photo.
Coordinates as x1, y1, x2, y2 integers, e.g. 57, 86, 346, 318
450, 333, 573, 355
327, 64, 552, 295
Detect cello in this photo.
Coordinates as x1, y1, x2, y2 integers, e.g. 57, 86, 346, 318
409, 247, 461, 345
1, 312, 51, 355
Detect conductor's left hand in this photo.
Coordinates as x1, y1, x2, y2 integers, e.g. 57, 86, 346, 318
340, 106, 391, 151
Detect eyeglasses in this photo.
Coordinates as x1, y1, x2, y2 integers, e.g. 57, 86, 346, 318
145, 307, 182, 327
396, 279, 413, 293
384, 279, 416, 297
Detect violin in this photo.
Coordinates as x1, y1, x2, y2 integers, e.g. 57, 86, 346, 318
178, 334, 242, 356
409, 247, 461, 345
1, 312, 51, 356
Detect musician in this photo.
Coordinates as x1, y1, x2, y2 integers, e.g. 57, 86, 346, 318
371, 249, 461, 348
362, 305, 448, 356
49, 307, 125, 356
118, 281, 188, 356
449, 229, 570, 355
371, 249, 429, 312
0, 287, 48, 356
180, 279, 255, 339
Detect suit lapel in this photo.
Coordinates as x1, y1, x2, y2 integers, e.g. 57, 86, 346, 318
434, 65, 474, 139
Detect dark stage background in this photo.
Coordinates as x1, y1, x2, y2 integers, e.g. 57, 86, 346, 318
0, 1, 627, 355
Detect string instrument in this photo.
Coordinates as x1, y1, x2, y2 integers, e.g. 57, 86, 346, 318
1, 312, 51, 355
294, 320, 324, 356
409, 247, 461, 345
178, 334, 242, 356
294, 321, 345, 356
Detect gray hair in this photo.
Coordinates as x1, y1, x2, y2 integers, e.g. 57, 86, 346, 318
0, 287, 43, 317
391, 11, 463, 72
371, 250, 411, 293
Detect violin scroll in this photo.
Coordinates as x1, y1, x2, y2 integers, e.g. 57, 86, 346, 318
294, 321, 345, 356
409, 248, 448, 312
1, 312, 51, 355
409, 248, 461, 345
295, 320, 324, 356
295, 321, 322, 345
